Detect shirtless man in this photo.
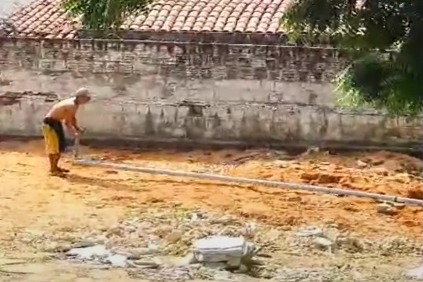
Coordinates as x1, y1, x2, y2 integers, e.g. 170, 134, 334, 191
42, 88, 91, 175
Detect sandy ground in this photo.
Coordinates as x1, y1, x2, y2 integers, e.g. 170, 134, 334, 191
0, 139, 422, 281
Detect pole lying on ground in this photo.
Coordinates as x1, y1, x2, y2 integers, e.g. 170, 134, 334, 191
74, 159, 423, 207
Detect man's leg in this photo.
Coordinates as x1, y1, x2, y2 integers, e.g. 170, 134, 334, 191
56, 154, 69, 173
48, 154, 60, 173
43, 124, 65, 176
56, 124, 69, 173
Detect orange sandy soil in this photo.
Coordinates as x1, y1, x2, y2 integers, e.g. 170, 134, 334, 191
0, 139, 422, 247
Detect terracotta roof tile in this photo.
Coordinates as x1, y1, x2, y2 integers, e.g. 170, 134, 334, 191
2, 0, 296, 39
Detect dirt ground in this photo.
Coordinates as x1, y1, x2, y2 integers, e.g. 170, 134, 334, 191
0, 139, 422, 281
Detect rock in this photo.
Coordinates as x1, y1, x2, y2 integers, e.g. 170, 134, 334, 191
303, 146, 320, 155
276, 267, 329, 281
300, 172, 319, 181
133, 258, 161, 268
378, 236, 416, 254
202, 261, 227, 270
241, 222, 257, 238
323, 228, 340, 242
377, 203, 398, 215
235, 264, 249, 273
370, 167, 389, 176
147, 243, 160, 253
287, 194, 302, 202
153, 225, 174, 238
210, 215, 237, 225
17, 233, 36, 244
106, 225, 123, 237
297, 226, 323, 237
351, 269, 364, 281
188, 263, 202, 270
190, 213, 200, 222
273, 160, 291, 168
212, 270, 233, 281
137, 221, 153, 230
41, 242, 72, 253
72, 240, 98, 249
226, 256, 242, 268
392, 202, 406, 209
176, 253, 198, 266
66, 245, 110, 259
124, 225, 137, 233
313, 237, 334, 251
193, 236, 248, 263
356, 160, 368, 168
113, 249, 132, 258
165, 230, 183, 244
405, 264, 423, 280
337, 236, 364, 252
126, 247, 159, 259
106, 254, 128, 267
241, 243, 256, 264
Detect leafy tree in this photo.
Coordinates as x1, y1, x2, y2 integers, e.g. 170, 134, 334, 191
62, 0, 152, 30
282, 0, 423, 115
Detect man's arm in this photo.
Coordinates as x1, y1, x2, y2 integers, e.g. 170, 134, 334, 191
64, 108, 82, 137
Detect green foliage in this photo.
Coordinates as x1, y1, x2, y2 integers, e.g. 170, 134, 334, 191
336, 53, 423, 115
282, 0, 423, 115
62, 0, 152, 30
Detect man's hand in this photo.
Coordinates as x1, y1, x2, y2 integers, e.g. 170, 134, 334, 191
74, 127, 85, 138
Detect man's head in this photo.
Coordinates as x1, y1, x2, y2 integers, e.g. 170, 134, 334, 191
74, 88, 91, 105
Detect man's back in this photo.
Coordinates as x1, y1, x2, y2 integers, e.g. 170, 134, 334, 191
45, 98, 78, 122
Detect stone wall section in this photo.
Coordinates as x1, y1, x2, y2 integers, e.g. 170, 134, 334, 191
0, 39, 421, 145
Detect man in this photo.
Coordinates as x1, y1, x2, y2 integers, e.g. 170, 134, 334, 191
42, 88, 91, 176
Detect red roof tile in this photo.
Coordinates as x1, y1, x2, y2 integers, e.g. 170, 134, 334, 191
2, 0, 295, 39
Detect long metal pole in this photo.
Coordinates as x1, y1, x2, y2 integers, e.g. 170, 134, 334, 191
74, 159, 423, 206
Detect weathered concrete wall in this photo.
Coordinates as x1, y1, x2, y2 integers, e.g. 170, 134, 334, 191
0, 39, 422, 145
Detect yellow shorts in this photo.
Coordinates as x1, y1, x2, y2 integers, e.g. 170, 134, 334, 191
42, 124, 60, 155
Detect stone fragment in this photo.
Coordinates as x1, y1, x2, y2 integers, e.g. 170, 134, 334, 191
193, 236, 247, 263
235, 264, 249, 273
356, 160, 368, 168
313, 237, 334, 251
377, 203, 398, 215
296, 226, 323, 237
405, 264, 423, 280
106, 225, 123, 237
106, 254, 127, 267
66, 245, 110, 259
226, 256, 242, 268
41, 242, 71, 253
165, 230, 183, 244
176, 253, 198, 266
126, 247, 159, 259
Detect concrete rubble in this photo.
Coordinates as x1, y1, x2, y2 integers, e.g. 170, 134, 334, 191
65, 235, 256, 272
32, 209, 422, 281
66, 245, 129, 267
193, 236, 254, 269
405, 265, 423, 280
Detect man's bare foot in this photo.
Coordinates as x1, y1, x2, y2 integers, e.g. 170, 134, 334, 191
57, 167, 70, 173
49, 170, 66, 177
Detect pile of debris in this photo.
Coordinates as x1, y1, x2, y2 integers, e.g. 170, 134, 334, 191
30, 208, 421, 281
64, 235, 255, 270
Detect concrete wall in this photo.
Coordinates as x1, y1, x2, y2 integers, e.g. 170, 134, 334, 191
0, 39, 421, 145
